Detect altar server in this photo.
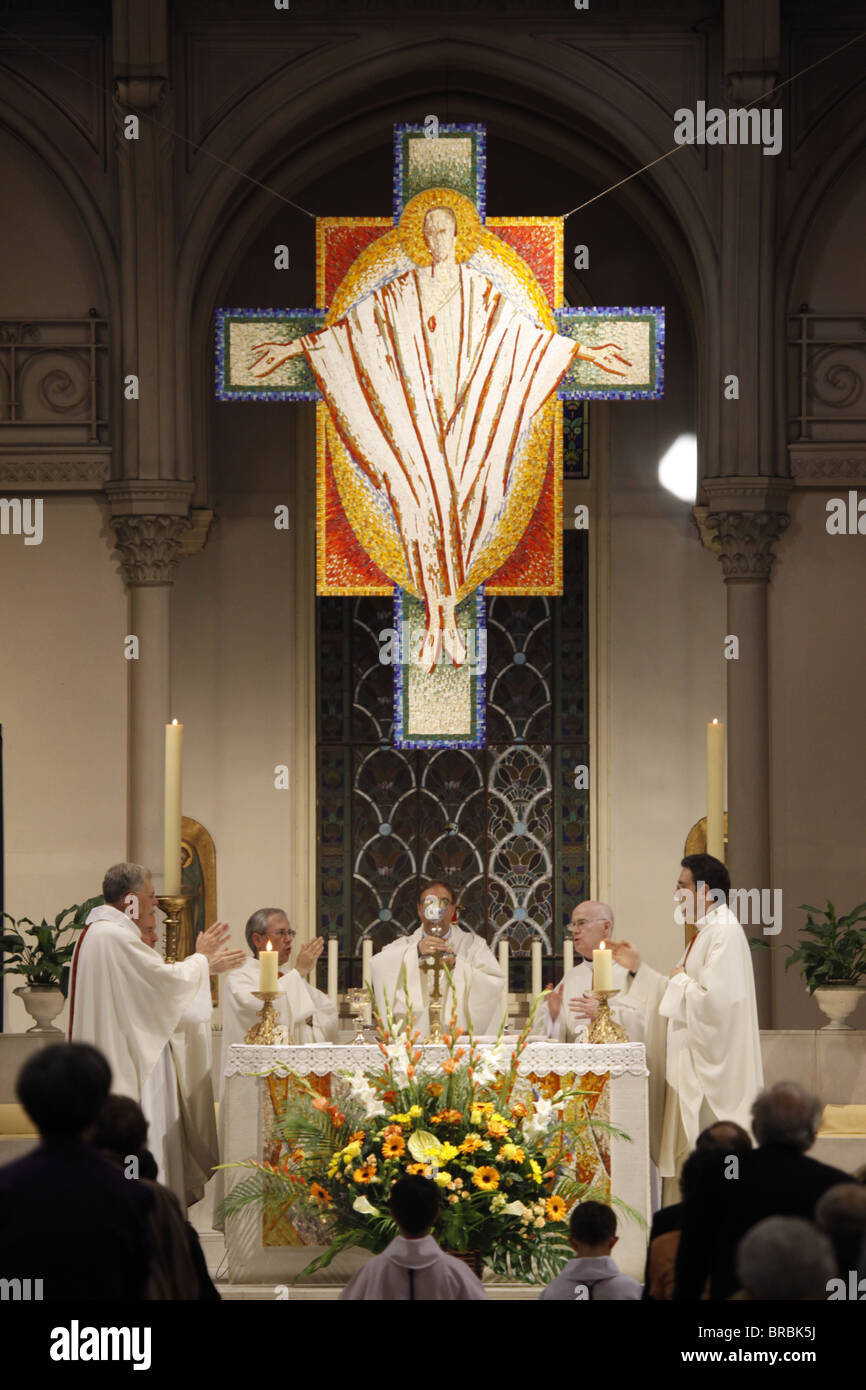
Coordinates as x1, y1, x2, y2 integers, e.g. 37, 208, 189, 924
220, 909, 339, 1087
340, 1176, 488, 1301
542, 901, 643, 1041
69, 862, 244, 1206
611, 854, 763, 1199
370, 881, 506, 1037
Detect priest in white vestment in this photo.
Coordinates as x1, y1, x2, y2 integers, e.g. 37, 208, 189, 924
611, 854, 764, 1201
248, 205, 629, 669
69, 862, 245, 1206
220, 909, 339, 1094
540, 900, 643, 1042
370, 881, 506, 1037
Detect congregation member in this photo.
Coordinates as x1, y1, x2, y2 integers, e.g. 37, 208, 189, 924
371, 881, 506, 1035
815, 1183, 866, 1277
733, 1217, 837, 1301
542, 900, 642, 1040
340, 1176, 488, 1300
0, 1044, 152, 1299
220, 908, 338, 1089
539, 1201, 642, 1300
69, 861, 245, 1206
611, 853, 763, 1198
91, 1094, 220, 1300
674, 1081, 851, 1299
643, 1120, 753, 1300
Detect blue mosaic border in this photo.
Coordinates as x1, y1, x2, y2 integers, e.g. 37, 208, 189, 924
392, 122, 487, 223
554, 306, 665, 401
214, 307, 325, 402
392, 585, 487, 750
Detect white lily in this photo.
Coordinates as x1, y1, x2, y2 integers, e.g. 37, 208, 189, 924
523, 1096, 562, 1142
504, 1200, 528, 1217
352, 1195, 379, 1216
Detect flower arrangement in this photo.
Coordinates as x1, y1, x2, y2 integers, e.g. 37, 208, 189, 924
219, 996, 636, 1284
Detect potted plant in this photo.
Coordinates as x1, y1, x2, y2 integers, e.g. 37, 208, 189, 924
1, 896, 103, 1032
785, 900, 866, 1030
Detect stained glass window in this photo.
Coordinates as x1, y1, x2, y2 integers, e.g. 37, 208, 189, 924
316, 531, 589, 992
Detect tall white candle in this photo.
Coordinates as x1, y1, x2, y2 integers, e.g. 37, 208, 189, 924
593, 940, 613, 992
563, 940, 574, 976
163, 720, 183, 895
531, 940, 542, 998
259, 940, 279, 992
707, 718, 725, 861
327, 936, 339, 1007
498, 940, 509, 986
361, 938, 373, 988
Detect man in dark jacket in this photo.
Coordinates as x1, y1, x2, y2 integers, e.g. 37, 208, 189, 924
0, 1043, 152, 1299
674, 1081, 851, 1299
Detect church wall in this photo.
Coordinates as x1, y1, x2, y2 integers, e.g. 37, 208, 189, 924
0, 498, 128, 1033
768, 490, 866, 1028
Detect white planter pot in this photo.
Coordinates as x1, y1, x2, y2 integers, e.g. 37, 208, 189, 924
811, 984, 866, 1031
13, 985, 66, 1033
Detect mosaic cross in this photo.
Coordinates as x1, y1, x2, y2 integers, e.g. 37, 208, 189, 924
216, 124, 664, 748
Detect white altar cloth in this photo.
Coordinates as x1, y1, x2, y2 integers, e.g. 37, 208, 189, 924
220, 1041, 650, 1284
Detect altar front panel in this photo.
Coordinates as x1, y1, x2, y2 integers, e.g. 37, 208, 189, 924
221, 1042, 650, 1284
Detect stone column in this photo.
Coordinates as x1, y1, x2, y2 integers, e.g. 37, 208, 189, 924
288, 408, 318, 945
109, 501, 191, 876
697, 481, 791, 1024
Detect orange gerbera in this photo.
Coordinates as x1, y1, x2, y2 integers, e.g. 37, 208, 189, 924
486, 1116, 511, 1139
309, 1182, 333, 1205
426, 1083, 444, 1097
352, 1162, 377, 1184
546, 1195, 567, 1222
349, 1130, 365, 1144
511, 1102, 527, 1119
460, 1134, 483, 1154
381, 1134, 406, 1159
472, 1166, 500, 1191
406, 1162, 432, 1177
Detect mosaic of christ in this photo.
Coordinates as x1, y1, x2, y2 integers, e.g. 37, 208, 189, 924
247, 189, 629, 671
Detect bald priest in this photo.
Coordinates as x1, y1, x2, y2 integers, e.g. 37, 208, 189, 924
371, 882, 506, 1036
69, 862, 245, 1206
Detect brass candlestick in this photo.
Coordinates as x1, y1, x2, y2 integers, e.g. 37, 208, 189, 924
156, 893, 188, 964
586, 988, 629, 1044
243, 991, 288, 1045
420, 942, 456, 1043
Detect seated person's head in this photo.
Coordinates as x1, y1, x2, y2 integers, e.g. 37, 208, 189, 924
90, 1094, 149, 1162
751, 1082, 822, 1153
815, 1183, 866, 1275
389, 1175, 440, 1238
736, 1216, 836, 1299
16, 1043, 111, 1142
570, 1200, 617, 1255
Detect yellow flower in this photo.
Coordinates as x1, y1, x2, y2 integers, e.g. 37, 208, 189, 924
341, 1140, 362, 1164
459, 1134, 483, 1155
434, 1171, 452, 1188
389, 1113, 411, 1125
408, 1105, 423, 1118
406, 1162, 432, 1177
546, 1195, 567, 1222
352, 1162, 377, 1185
437, 1142, 460, 1163
381, 1134, 406, 1159
469, 1109, 482, 1127
486, 1112, 512, 1138
499, 1143, 525, 1164
327, 1157, 339, 1179
472, 1166, 500, 1192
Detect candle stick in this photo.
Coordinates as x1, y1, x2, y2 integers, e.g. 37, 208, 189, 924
707, 718, 725, 861
259, 939, 279, 993
563, 940, 574, 976
164, 720, 183, 895
361, 938, 373, 988
327, 936, 339, 1006
498, 939, 509, 987
593, 940, 613, 992
531, 940, 542, 998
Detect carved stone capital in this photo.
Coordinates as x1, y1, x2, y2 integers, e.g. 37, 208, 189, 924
700, 509, 791, 581
113, 76, 167, 110
111, 514, 191, 586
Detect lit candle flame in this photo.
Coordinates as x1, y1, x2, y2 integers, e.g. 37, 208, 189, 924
266, 940, 273, 952
600, 940, 606, 950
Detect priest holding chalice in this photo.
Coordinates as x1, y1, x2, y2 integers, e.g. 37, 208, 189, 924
370, 882, 506, 1038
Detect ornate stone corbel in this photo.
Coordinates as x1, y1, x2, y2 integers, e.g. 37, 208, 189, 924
111, 513, 191, 586
698, 508, 790, 580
